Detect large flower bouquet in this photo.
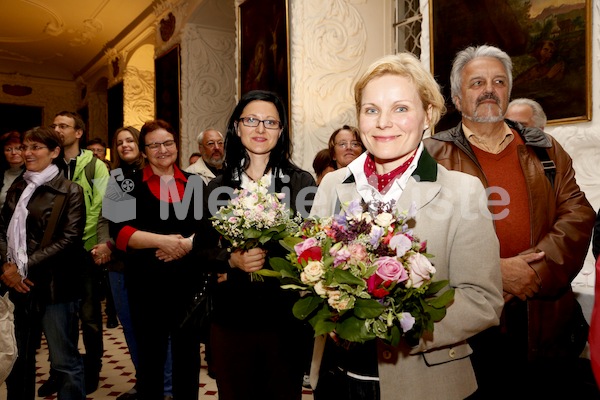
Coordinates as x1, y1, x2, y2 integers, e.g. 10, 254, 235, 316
269, 199, 454, 346
211, 176, 303, 281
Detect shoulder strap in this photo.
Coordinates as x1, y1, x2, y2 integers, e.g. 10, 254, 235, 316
532, 146, 556, 188
84, 156, 97, 189
41, 193, 66, 248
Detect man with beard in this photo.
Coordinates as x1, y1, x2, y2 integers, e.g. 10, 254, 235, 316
184, 127, 225, 379
424, 45, 595, 399
185, 128, 224, 184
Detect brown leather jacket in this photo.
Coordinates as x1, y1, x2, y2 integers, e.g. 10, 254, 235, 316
424, 120, 595, 360
0, 172, 86, 305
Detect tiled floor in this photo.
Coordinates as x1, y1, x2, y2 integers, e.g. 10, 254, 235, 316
0, 313, 314, 399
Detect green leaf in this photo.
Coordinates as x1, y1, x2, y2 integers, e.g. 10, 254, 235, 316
426, 279, 449, 295
333, 268, 367, 287
428, 287, 455, 309
280, 270, 300, 280
243, 228, 262, 239
254, 269, 281, 277
354, 298, 385, 319
280, 236, 303, 252
389, 324, 401, 347
269, 257, 291, 271
310, 305, 335, 336
293, 296, 322, 320
427, 306, 447, 322
336, 315, 376, 343
313, 319, 336, 337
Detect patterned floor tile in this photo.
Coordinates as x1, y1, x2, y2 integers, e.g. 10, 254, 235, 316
0, 313, 314, 399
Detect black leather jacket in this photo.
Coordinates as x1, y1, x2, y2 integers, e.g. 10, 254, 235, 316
0, 171, 86, 304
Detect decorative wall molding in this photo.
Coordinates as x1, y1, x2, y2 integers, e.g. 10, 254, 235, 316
154, 0, 187, 55
179, 23, 236, 163
124, 65, 155, 129
290, 0, 367, 171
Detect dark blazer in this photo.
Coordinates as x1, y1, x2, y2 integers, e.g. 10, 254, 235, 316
0, 171, 86, 305
201, 166, 316, 328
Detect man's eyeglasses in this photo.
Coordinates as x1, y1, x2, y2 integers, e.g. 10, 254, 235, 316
205, 141, 224, 148
50, 124, 74, 130
145, 140, 176, 151
335, 141, 362, 150
239, 117, 281, 130
20, 145, 48, 152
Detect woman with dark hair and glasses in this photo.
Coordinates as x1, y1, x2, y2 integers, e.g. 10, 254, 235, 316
200, 90, 316, 400
327, 125, 365, 169
0, 126, 86, 399
110, 120, 204, 400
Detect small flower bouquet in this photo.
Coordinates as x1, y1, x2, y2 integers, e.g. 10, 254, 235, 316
211, 176, 303, 281
269, 199, 454, 346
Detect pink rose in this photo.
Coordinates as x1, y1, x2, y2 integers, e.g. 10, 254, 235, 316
407, 253, 436, 288
294, 237, 319, 255
375, 256, 408, 283
348, 243, 368, 262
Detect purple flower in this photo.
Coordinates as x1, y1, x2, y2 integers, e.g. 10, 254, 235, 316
331, 246, 351, 267
389, 234, 412, 257
345, 200, 363, 219
399, 312, 415, 332
369, 225, 384, 247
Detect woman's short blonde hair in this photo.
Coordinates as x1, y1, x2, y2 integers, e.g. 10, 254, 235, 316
354, 52, 446, 128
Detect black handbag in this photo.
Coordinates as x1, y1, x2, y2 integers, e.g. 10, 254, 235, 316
180, 272, 216, 341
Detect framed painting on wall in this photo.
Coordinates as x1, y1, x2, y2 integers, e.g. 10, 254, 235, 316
430, 0, 591, 131
155, 44, 181, 138
238, 0, 290, 113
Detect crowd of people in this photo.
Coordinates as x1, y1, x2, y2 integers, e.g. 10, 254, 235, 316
0, 43, 599, 400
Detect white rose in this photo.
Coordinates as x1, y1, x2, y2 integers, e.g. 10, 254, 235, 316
314, 281, 328, 297
408, 253, 436, 288
375, 212, 394, 228
300, 260, 324, 284
327, 291, 351, 311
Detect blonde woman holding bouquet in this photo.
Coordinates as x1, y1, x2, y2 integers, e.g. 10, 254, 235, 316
200, 90, 316, 400
309, 53, 504, 400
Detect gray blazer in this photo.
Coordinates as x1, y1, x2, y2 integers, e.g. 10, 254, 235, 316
309, 150, 503, 400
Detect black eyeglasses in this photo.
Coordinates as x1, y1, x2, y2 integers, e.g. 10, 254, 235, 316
145, 140, 176, 151
50, 124, 74, 130
238, 117, 281, 130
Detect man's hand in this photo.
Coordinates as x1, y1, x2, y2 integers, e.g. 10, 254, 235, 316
501, 251, 545, 302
